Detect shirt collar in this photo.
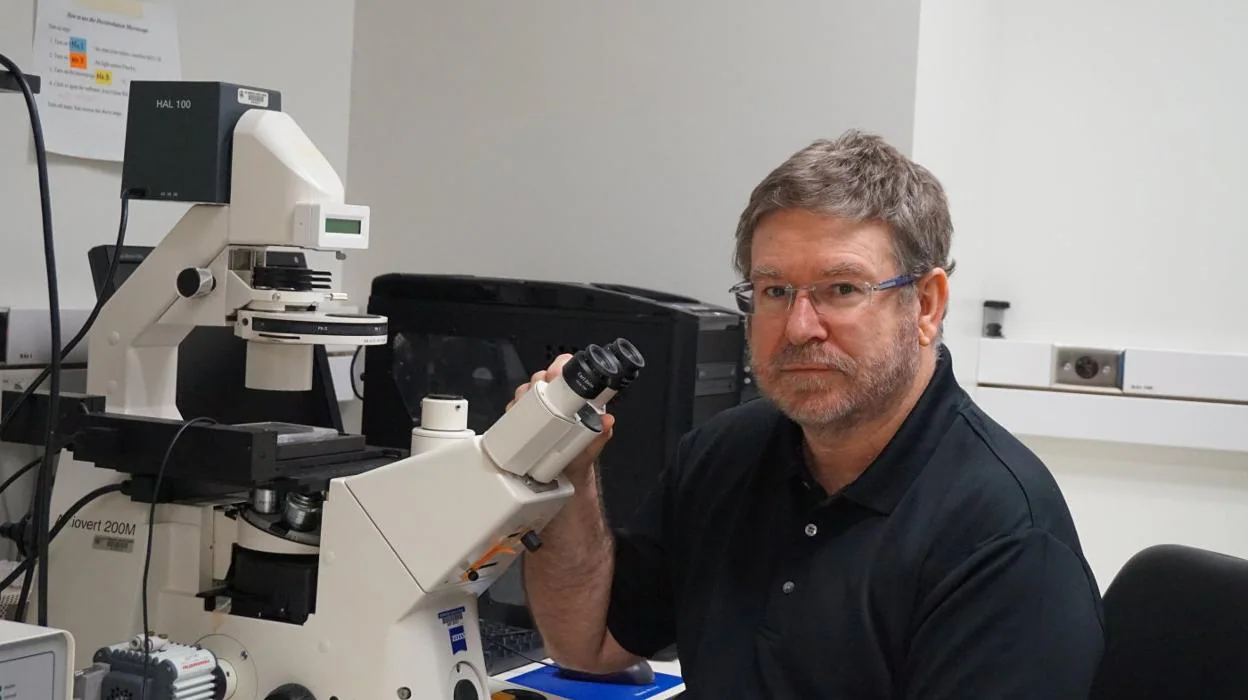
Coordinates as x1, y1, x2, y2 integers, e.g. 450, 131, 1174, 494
781, 344, 967, 514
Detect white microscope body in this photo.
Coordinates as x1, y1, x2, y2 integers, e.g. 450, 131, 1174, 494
35, 94, 640, 699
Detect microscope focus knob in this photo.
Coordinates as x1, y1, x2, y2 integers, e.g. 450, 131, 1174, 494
265, 683, 315, 700
454, 679, 480, 700
176, 267, 216, 298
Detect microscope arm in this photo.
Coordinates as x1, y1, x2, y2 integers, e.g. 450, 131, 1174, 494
87, 107, 382, 418
338, 340, 643, 596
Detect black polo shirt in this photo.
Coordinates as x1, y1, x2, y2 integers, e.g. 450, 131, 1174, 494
606, 347, 1105, 698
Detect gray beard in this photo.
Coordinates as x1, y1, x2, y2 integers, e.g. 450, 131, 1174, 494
751, 321, 922, 435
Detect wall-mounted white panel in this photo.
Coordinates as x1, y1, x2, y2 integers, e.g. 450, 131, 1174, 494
978, 386, 1248, 454
977, 339, 1053, 389
1123, 348, 1248, 404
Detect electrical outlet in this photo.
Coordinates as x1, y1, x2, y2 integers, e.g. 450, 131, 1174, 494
1052, 346, 1122, 390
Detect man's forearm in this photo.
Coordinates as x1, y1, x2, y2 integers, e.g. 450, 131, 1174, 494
523, 465, 622, 670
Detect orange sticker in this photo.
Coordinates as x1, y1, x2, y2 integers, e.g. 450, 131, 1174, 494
69, 52, 87, 70
460, 540, 523, 582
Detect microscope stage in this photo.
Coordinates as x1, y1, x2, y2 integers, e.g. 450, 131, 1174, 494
64, 412, 402, 495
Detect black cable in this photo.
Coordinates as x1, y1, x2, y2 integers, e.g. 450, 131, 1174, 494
15, 548, 34, 622
0, 194, 130, 435
0, 52, 62, 628
0, 551, 32, 594
0, 457, 41, 499
14, 456, 43, 621
7, 441, 112, 623
0, 481, 126, 592
3, 440, 84, 619
0, 193, 128, 626
0, 455, 58, 621
484, 636, 558, 669
350, 346, 365, 400
33, 454, 55, 627
0, 199, 129, 626
141, 417, 215, 700
0, 194, 129, 620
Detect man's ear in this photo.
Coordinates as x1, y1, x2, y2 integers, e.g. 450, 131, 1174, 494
916, 269, 949, 347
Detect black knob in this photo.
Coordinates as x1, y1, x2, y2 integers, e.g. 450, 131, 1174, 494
176, 267, 215, 298
265, 683, 315, 700
454, 679, 480, 700
576, 404, 605, 433
521, 531, 542, 553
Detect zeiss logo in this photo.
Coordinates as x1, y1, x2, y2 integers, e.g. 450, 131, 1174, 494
449, 625, 467, 654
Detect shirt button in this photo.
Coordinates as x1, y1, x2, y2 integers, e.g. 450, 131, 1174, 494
804, 523, 818, 537
782, 581, 795, 594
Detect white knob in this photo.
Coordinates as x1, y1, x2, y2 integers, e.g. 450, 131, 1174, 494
420, 395, 469, 431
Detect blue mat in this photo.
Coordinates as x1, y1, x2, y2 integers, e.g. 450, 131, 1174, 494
508, 666, 683, 699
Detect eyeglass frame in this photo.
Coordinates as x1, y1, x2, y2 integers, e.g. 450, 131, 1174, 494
728, 272, 920, 316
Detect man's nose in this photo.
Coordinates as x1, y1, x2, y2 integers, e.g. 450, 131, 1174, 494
784, 294, 828, 345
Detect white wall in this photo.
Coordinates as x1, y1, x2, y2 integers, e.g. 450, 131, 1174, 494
910, 0, 996, 392
0, 0, 357, 544
345, 0, 922, 309
986, 1, 1248, 352
913, 0, 1248, 590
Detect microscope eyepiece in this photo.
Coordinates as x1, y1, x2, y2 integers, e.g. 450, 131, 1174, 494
587, 344, 619, 375
605, 338, 645, 389
561, 344, 621, 399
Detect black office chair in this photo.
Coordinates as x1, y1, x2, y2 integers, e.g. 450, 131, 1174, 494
1090, 544, 1248, 700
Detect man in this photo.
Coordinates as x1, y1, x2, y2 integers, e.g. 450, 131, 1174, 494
518, 131, 1104, 697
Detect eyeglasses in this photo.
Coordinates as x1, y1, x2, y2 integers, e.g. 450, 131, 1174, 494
729, 274, 917, 317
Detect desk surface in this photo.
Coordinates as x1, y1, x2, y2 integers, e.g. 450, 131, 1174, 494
492, 658, 684, 699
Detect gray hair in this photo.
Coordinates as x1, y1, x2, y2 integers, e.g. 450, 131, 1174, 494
733, 130, 956, 284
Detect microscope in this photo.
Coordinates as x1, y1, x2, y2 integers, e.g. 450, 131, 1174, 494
7, 81, 644, 699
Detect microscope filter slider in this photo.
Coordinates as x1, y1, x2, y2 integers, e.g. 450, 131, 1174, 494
235, 309, 387, 345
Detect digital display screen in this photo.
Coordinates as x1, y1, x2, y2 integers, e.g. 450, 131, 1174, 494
325, 217, 362, 234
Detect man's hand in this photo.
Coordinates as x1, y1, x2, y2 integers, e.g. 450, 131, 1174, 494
508, 353, 615, 482
516, 354, 639, 674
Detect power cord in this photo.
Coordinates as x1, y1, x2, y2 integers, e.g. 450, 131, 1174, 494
140, 417, 216, 700
484, 635, 558, 670
15, 543, 34, 623
0, 193, 131, 434
0, 481, 126, 592
0, 432, 82, 620
0, 456, 41, 500
0, 51, 63, 629
0, 195, 131, 623
0, 449, 77, 620
14, 457, 44, 622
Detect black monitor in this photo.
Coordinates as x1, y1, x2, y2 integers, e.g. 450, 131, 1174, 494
87, 244, 344, 431
362, 274, 747, 525
361, 273, 748, 646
